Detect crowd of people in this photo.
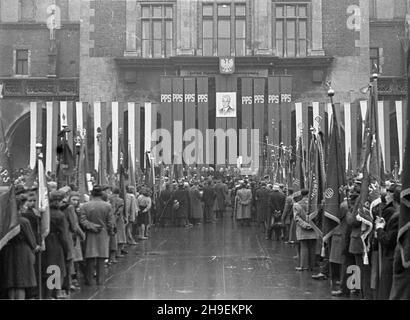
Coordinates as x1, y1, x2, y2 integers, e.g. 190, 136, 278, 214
0, 168, 405, 300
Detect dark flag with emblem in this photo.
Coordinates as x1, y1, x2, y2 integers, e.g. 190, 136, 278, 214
0, 119, 20, 250
322, 103, 346, 246
306, 131, 326, 239
390, 33, 410, 299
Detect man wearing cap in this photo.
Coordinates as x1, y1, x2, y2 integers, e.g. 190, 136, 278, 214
255, 182, 271, 237
172, 183, 191, 227
158, 183, 173, 227
268, 185, 286, 240
80, 185, 115, 286
202, 180, 216, 224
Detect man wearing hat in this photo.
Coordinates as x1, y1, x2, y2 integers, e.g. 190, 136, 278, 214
79, 185, 115, 286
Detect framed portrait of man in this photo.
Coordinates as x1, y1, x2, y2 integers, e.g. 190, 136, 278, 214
216, 92, 237, 118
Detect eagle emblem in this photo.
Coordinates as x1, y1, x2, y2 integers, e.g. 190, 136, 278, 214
219, 57, 235, 74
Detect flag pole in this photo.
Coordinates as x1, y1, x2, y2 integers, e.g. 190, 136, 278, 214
35, 143, 43, 300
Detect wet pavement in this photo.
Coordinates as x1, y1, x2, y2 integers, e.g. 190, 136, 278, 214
71, 212, 352, 300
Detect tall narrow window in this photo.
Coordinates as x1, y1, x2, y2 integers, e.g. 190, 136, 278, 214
202, 4, 214, 56
16, 49, 29, 75
140, 4, 173, 58
274, 3, 308, 57
218, 4, 231, 56
370, 47, 380, 73
201, 2, 247, 56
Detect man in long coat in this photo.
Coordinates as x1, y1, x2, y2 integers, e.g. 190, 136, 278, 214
235, 183, 252, 226
255, 182, 271, 234
158, 183, 173, 226
189, 182, 203, 225
202, 180, 216, 223
268, 186, 286, 240
172, 183, 190, 227
214, 179, 228, 220
79, 185, 114, 286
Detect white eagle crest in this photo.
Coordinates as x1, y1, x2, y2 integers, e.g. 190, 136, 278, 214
220, 58, 234, 73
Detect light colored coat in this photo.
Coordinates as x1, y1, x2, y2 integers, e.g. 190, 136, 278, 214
293, 197, 318, 241
236, 188, 252, 220
80, 198, 114, 259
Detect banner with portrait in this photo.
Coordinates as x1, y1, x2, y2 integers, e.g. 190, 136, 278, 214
216, 92, 237, 118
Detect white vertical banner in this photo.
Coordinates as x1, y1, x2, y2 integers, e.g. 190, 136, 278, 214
60, 101, 68, 129
144, 102, 152, 153
327, 103, 333, 132
312, 102, 320, 130
46, 102, 54, 173
75, 102, 83, 133
360, 100, 368, 141
128, 102, 136, 166
396, 100, 403, 172
344, 103, 352, 171
29, 102, 37, 169
112, 101, 119, 174
94, 102, 101, 172
295, 102, 303, 137
377, 101, 386, 171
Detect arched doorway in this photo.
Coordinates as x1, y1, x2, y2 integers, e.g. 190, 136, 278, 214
6, 110, 47, 170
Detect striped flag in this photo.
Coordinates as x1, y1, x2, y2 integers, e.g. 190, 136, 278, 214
0, 119, 20, 250
37, 156, 50, 250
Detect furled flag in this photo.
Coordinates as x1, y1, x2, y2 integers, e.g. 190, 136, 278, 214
0, 119, 20, 250
306, 131, 326, 239
128, 142, 136, 190
293, 135, 306, 192
322, 103, 346, 246
354, 85, 379, 265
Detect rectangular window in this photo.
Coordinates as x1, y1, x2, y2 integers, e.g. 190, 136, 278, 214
20, 0, 36, 21
370, 47, 380, 73
274, 3, 308, 58
202, 3, 247, 56
140, 4, 173, 58
16, 49, 29, 75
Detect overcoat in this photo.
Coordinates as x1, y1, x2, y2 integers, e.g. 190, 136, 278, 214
172, 188, 190, 219
0, 216, 37, 289
158, 189, 173, 220
235, 188, 252, 220
42, 207, 70, 280
110, 195, 126, 244
214, 182, 228, 211
329, 201, 349, 264
189, 186, 203, 220
255, 187, 271, 224
293, 197, 317, 241
80, 198, 114, 259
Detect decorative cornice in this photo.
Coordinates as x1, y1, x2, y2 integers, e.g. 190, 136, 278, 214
115, 55, 334, 69
0, 22, 80, 30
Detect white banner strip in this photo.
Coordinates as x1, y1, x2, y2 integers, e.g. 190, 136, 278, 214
360, 100, 368, 142
295, 102, 303, 138
327, 103, 333, 133
312, 102, 320, 131
344, 103, 352, 171
29, 102, 37, 169
144, 102, 152, 154
75, 102, 83, 133
128, 102, 136, 166
94, 102, 101, 172
46, 102, 53, 173
396, 100, 403, 173
60, 101, 68, 129
112, 102, 119, 174
377, 101, 385, 171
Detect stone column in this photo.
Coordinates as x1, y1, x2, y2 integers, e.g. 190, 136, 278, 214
125, 0, 138, 57
310, 0, 325, 56
177, 0, 196, 55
